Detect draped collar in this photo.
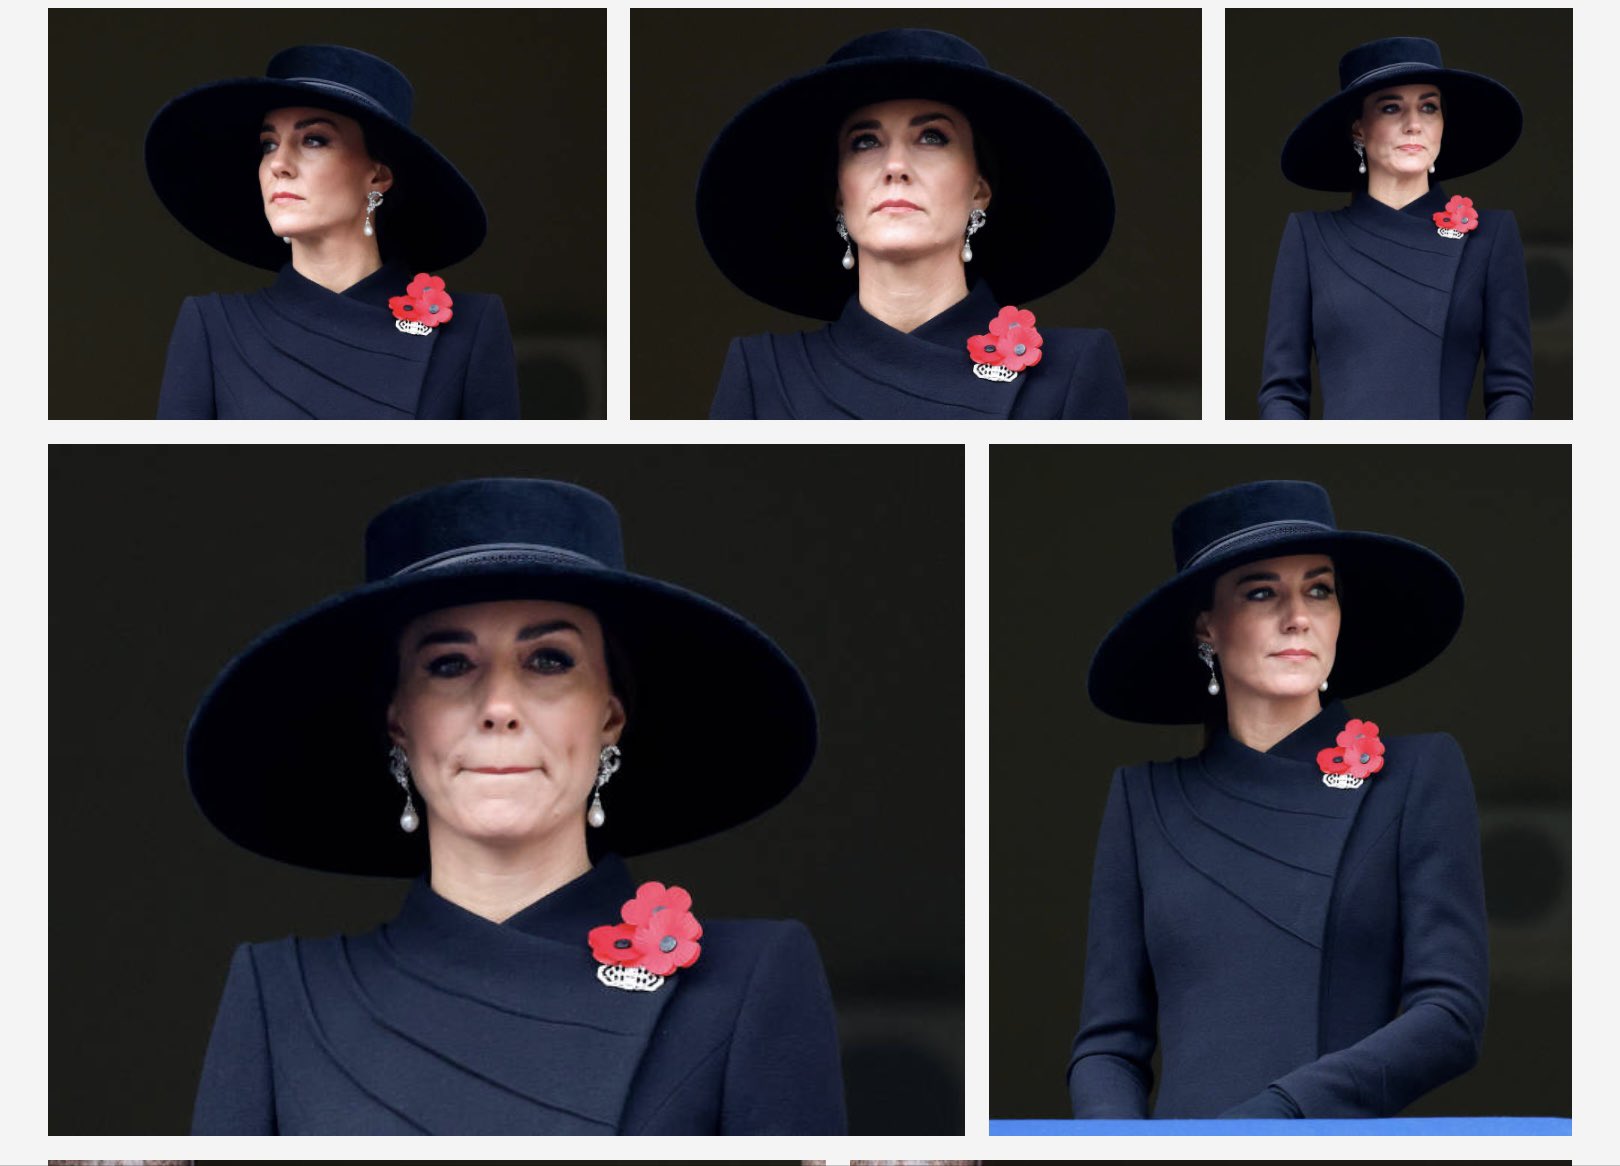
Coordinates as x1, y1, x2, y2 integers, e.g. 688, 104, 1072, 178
1198, 699, 1368, 819
819, 280, 1025, 417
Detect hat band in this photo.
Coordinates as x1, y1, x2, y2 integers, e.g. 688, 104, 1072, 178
392, 541, 607, 577
1182, 519, 1336, 571
1344, 61, 1442, 91
277, 76, 394, 120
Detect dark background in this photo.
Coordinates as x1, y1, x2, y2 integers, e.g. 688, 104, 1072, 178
49, 445, 965, 1135
1224, 11, 1573, 419
990, 446, 1571, 1117
630, 10, 1201, 420
49, 11, 607, 420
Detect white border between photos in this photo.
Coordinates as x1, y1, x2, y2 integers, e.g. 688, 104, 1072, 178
21, 0, 1609, 1163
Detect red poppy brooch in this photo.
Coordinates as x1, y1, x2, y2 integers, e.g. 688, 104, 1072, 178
389, 272, 454, 336
967, 305, 1042, 383
1433, 195, 1479, 240
1317, 718, 1386, 789
588, 881, 703, 992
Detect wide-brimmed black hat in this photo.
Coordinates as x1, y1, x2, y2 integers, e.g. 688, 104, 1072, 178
1087, 481, 1464, 725
696, 28, 1114, 321
185, 479, 817, 876
1281, 37, 1522, 192
146, 45, 487, 272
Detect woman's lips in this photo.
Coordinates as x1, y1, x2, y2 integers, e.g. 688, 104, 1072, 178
1271, 650, 1316, 659
465, 766, 540, 774
270, 193, 304, 202
874, 200, 921, 212
1397, 145, 1427, 153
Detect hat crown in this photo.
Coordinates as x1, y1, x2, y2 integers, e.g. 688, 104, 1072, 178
826, 28, 988, 69
1170, 481, 1338, 571
364, 479, 625, 581
265, 44, 414, 125
1337, 37, 1445, 91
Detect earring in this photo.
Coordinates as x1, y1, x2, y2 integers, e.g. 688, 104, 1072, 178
962, 208, 987, 263
1353, 141, 1366, 175
388, 745, 419, 833
363, 190, 384, 238
1197, 642, 1220, 696
1319, 678, 1330, 692
588, 744, 622, 828
1428, 161, 1436, 174
836, 212, 854, 270
281, 236, 292, 245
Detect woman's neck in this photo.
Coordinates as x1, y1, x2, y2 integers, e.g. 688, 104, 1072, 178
1365, 169, 1431, 211
426, 829, 592, 923
1224, 690, 1324, 754
855, 250, 970, 333
290, 234, 385, 294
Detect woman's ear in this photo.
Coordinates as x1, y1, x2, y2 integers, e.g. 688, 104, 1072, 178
1349, 119, 1365, 148
370, 162, 395, 194
973, 174, 992, 211
1193, 611, 1214, 651
602, 695, 627, 746
385, 702, 407, 749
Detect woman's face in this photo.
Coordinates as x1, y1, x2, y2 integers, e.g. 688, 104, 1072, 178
387, 599, 625, 849
259, 105, 393, 243
1352, 84, 1443, 180
835, 98, 991, 263
1194, 553, 1340, 703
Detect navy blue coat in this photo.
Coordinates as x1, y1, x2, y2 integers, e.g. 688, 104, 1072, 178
157, 262, 520, 419
709, 282, 1128, 419
1260, 186, 1533, 419
191, 855, 847, 1134
1068, 701, 1488, 1118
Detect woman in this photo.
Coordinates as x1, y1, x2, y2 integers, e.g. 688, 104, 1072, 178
1261, 37, 1533, 419
1070, 480, 1487, 1118
697, 28, 1128, 419
186, 478, 845, 1133
147, 45, 520, 418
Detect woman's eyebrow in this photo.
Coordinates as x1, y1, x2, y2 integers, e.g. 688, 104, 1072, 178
259, 116, 340, 134
414, 628, 475, 649
517, 620, 582, 641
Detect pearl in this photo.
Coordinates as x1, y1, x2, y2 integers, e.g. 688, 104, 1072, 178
1319, 679, 1329, 692
962, 240, 973, 263
841, 246, 854, 271
1207, 678, 1220, 696
399, 805, 419, 833
363, 223, 374, 237
587, 799, 606, 828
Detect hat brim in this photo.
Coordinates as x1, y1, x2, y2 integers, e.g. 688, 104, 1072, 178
1087, 530, 1464, 724
697, 57, 1114, 320
146, 78, 488, 272
185, 561, 817, 875
1281, 67, 1523, 192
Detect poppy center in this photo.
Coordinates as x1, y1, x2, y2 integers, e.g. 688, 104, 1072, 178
659, 935, 678, 953
429, 304, 440, 314
1360, 753, 1371, 765
1014, 344, 1026, 356
613, 938, 632, 950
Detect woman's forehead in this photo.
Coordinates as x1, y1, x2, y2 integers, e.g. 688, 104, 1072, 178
839, 96, 969, 131
401, 598, 601, 638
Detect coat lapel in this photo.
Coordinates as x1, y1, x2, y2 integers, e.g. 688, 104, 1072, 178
1315, 187, 1469, 340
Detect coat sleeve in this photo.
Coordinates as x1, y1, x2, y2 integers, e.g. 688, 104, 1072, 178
461, 295, 521, 418
1223, 734, 1489, 1118
719, 920, 848, 1133
1061, 331, 1130, 419
708, 338, 757, 418
1481, 211, 1535, 419
1258, 215, 1313, 419
191, 944, 276, 1133
1067, 769, 1156, 1117
156, 297, 217, 419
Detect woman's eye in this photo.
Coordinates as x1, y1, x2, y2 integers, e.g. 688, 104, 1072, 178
1243, 587, 1276, 602
919, 127, 949, 145
1380, 104, 1401, 115
850, 132, 880, 152
527, 647, 576, 674
1421, 102, 1440, 114
425, 653, 474, 679
1309, 583, 1337, 599
259, 139, 276, 155
302, 134, 330, 148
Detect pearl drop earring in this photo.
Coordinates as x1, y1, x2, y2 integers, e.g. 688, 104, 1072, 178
1198, 642, 1220, 696
1319, 678, 1330, 692
962, 208, 987, 263
1353, 140, 1366, 175
588, 744, 622, 828
363, 190, 384, 238
836, 212, 854, 270
389, 745, 419, 833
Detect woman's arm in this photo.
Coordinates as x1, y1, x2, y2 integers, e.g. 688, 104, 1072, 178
709, 338, 757, 419
1257, 215, 1314, 419
719, 920, 847, 1133
1067, 769, 1157, 1118
1481, 211, 1535, 419
1221, 734, 1489, 1118
191, 944, 276, 1134
461, 296, 521, 419
156, 298, 217, 419
1061, 331, 1129, 420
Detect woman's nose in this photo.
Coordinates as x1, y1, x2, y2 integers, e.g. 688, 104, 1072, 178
479, 670, 522, 731
882, 147, 911, 182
